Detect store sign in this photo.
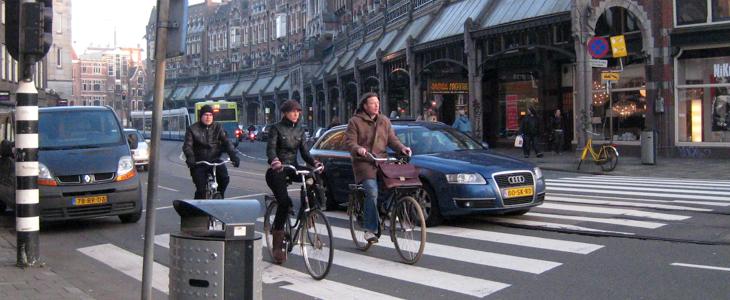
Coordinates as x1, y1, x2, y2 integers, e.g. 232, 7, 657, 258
430, 82, 469, 94
506, 95, 519, 130
713, 63, 730, 78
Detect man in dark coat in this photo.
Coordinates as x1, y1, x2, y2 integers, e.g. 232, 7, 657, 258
519, 107, 543, 158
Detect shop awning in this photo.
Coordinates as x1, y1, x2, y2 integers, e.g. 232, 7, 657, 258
365, 29, 399, 62
481, 0, 570, 28
264, 74, 288, 94
337, 49, 356, 70
248, 76, 272, 96
324, 54, 341, 74
164, 87, 175, 99
230, 79, 253, 97
388, 14, 433, 54
209, 81, 236, 98
172, 86, 194, 101
419, 0, 493, 44
190, 83, 215, 100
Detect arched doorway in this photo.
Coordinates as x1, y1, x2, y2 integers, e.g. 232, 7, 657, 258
421, 59, 468, 126
246, 101, 260, 126
345, 81, 358, 120
328, 86, 340, 125
387, 68, 410, 118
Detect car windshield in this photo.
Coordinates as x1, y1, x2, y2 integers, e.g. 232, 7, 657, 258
40, 110, 123, 150
397, 126, 483, 155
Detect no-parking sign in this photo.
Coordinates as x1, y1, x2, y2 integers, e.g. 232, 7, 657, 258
588, 37, 610, 59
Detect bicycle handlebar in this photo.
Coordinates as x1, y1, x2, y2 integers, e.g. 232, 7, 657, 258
585, 130, 602, 137
366, 152, 405, 162
282, 164, 324, 175
195, 159, 232, 166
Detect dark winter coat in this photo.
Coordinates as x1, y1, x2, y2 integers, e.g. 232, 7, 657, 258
266, 118, 316, 166
520, 114, 540, 137
183, 121, 238, 164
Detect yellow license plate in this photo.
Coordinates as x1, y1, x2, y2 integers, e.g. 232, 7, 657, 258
74, 195, 108, 206
503, 186, 534, 198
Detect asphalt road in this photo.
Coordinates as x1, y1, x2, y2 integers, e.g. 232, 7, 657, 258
6, 140, 730, 299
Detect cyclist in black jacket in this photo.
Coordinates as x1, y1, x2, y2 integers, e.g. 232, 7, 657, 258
266, 99, 323, 264
183, 105, 240, 199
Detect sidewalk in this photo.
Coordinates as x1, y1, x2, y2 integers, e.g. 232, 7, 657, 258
0, 225, 94, 300
491, 147, 730, 180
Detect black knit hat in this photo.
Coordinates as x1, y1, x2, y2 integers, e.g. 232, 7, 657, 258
280, 100, 302, 113
199, 105, 214, 118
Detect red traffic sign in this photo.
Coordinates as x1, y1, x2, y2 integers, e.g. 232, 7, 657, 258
588, 37, 610, 59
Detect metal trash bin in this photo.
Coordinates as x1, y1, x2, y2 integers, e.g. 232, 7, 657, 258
641, 130, 656, 165
169, 199, 262, 300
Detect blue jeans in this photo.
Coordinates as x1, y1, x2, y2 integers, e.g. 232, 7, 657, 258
361, 179, 379, 232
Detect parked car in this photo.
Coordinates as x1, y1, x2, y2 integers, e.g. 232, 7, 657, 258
0, 106, 143, 223
257, 124, 271, 141
124, 128, 150, 171
309, 120, 545, 226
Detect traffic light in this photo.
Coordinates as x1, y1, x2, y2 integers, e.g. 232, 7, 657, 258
4, 0, 52, 63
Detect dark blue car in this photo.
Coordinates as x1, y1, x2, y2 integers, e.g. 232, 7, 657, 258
310, 120, 545, 226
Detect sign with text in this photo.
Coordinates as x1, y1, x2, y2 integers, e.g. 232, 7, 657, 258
430, 82, 469, 94
601, 72, 620, 81
590, 59, 608, 68
506, 95, 519, 131
610, 35, 628, 58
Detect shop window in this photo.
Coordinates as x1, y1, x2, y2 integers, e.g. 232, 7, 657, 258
676, 0, 730, 25
713, 0, 730, 22
676, 47, 730, 143
590, 64, 646, 142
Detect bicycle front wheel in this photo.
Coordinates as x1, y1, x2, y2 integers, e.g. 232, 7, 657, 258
300, 210, 334, 280
599, 147, 619, 171
348, 192, 371, 251
263, 201, 278, 260
391, 195, 427, 264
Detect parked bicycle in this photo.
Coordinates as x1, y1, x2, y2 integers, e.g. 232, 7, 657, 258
577, 130, 619, 171
348, 153, 426, 264
263, 165, 334, 280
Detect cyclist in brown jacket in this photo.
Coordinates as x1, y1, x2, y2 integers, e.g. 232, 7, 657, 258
345, 92, 411, 243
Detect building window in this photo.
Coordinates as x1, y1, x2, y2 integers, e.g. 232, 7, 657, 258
676, 0, 730, 26
675, 47, 730, 144
56, 48, 62, 67
56, 12, 63, 34
0, 44, 4, 81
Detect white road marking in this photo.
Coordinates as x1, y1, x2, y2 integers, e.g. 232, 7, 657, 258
670, 263, 730, 272
324, 212, 604, 254
157, 185, 179, 192
551, 178, 730, 191
579, 175, 730, 185
545, 186, 730, 202
545, 195, 713, 212
547, 181, 730, 197
546, 193, 730, 207
540, 203, 690, 221
483, 217, 635, 235
327, 224, 561, 274
525, 212, 666, 229
77, 244, 170, 294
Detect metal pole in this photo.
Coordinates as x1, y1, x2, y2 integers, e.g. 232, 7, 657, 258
141, 0, 169, 298
16, 0, 41, 268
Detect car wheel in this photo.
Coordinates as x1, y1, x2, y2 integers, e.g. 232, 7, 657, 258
119, 210, 142, 223
504, 208, 530, 216
323, 179, 339, 211
415, 183, 443, 227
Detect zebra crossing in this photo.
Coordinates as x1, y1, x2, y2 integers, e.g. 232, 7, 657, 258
73, 175, 730, 299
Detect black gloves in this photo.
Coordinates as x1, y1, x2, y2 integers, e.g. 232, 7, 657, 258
231, 156, 240, 168
186, 159, 195, 168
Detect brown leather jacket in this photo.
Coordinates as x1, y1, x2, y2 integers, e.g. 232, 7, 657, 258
344, 112, 406, 183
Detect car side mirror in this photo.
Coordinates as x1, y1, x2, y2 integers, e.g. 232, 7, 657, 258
127, 133, 139, 150
481, 142, 490, 150
0, 140, 13, 158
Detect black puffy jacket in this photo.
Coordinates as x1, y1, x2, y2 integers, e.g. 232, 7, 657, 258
266, 118, 316, 166
183, 121, 238, 164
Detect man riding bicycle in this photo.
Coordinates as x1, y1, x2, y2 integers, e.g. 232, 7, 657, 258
345, 92, 412, 244
266, 99, 324, 264
183, 104, 241, 199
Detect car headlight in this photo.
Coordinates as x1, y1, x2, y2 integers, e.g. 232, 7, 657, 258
445, 173, 487, 184
38, 162, 57, 186
116, 155, 136, 181
534, 167, 543, 179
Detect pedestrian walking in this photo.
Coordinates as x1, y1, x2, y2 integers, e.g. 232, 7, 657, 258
550, 108, 565, 154
519, 107, 543, 158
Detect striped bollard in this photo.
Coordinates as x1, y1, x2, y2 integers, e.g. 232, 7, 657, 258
15, 79, 40, 267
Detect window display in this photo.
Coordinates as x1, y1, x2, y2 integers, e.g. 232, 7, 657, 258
591, 64, 646, 141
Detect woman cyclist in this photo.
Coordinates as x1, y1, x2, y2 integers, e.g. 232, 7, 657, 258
266, 99, 323, 264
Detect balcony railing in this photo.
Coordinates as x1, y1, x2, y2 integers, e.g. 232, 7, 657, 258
412, 0, 434, 10
387, 0, 410, 23
367, 13, 385, 35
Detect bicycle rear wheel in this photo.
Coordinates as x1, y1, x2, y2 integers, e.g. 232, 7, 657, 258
391, 195, 426, 264
348, 192, 371, 251
263, 201, 278, 260
300, 210, 334, 280
599, 147, 619, 171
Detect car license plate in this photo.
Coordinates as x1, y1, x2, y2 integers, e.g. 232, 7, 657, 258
503, 186, 534, 198
74, 195, 108, 206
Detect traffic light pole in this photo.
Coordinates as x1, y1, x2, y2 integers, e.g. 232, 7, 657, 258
15, 0, 42, 268
141, 0, 169, 298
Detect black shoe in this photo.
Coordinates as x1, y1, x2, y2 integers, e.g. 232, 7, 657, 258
536, 153, 544, 158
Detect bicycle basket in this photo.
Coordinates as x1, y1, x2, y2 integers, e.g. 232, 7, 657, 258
377, 162, 422, 189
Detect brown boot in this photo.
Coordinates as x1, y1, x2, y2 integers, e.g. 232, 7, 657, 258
271, 230, 287, 264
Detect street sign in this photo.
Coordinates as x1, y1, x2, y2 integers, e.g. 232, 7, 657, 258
590, 59, 608, 68
610, 35, 628, 58
602, 72, 620, 81
587, 37, 610, 59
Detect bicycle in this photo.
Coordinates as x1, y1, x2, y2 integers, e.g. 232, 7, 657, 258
347, 153, 427, 265
263, 165, 334, 280
194, 159, 232, 199
577, 130, 619, 171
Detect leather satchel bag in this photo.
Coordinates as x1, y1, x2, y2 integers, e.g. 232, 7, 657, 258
377, 162, 422, 189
